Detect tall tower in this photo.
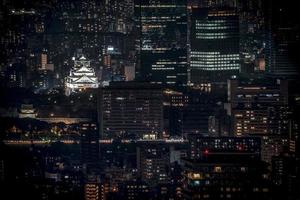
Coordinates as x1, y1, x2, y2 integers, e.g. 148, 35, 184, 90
190, 8, 240, 84
265, 0, 300, 78
135, 0, 188, 87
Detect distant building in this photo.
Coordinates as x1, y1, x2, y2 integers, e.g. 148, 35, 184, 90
261, 135, 288, 164
98, 82, 163, 139
135, 0, 188, 86
124, 65, 135, 81
18, 104, 37, 118
45, 64, 54, 71
190, 8, 240, 84
182, 158, 270, 200
228, 78, 289, 136
119, 180, 150, 200
271, 153, 299, 199
137, 142, 170, 185
4, 63, 27, 88
65, 56, 99, 95
40, 53, 47, 70
187, 134, 261, 160
208, 109, 231, 137
80, 123, 100, 172
84, 175, 100, 200
164, 91, 216, 137
182, 133, 270, 199
32, 69, 54, 91
265, 1, 300, 78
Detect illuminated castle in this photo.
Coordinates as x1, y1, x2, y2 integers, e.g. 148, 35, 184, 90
65, 56, 99, 95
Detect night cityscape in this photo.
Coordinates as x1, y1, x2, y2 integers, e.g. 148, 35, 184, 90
0, 0, 299, 199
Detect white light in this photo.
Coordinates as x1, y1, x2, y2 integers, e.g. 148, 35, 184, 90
107, 46, 114, 51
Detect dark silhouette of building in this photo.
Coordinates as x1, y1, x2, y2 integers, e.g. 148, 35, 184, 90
98, 82, 163, 139
228, 78, 289, 136
135, 0, 188, 86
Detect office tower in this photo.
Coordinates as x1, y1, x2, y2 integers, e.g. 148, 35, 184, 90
119, 180, 150, 199
238, 0, 265, 74
163, 89, 189, 136
40, 52, 47, 70
179, 100, 215, 136
3, 63, 27, 88
102, 0, 135, 33
182, 157, 270, 199
208, 109, 231, 137
31, 69, 54, 91
135, 0, 187, 86
283, 94, 300, 200
228, 78, 289, 136
80, 123, 100, 172
165, 91, 216, 137
289, 96, 300, 159
39, 50, 54, 72
271, 153, 299, 200
182, 133, 270, 200
190, 8, 240, 84
265, 0, 300, 78
84, 175, 101, 200
65, 55, 99, 96
137, 142, 169, 185
98, 82, 163, 139
187, 134, 261, 160
261, 135, 288, 164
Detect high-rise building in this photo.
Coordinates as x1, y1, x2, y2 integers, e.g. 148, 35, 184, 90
265, 0, 300, 78
190, 8, 240, 84
84, 175, 101, 200
289, 93, 300, 159
102, 0, 135, 34
261, 135, 288, 164
182, 133, 270, 200
98, 82, 163, 139
3, 63, 27, 88
32, 69, 54, 91
237, 0, 265, 74
40, 53, 47, 70
208, 108, 231, 137
164, 91, 217, 137
137, 142, 170, 185
80, 123, 100, 172
187, 134, 261, 160
271, 153, 299, 200
182, 158, 271, 200
135, 0, 187, 86
118, 180, 150, 200
228, 78, 289, 136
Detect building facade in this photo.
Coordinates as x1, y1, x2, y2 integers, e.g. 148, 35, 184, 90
135, 0, 188, 86
190, 8, 240, 84
98, 82, 163, 139
228, 78, 289, 136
